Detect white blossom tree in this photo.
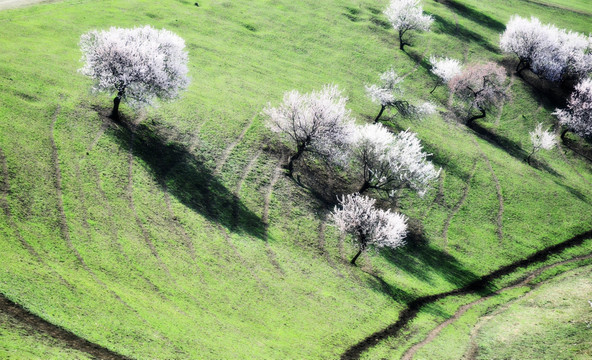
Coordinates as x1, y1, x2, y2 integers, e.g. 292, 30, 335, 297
366, 68, 436, 123
449, 62, 507, 124
384, 0, 434, 51
332, 193, 407, 265
500, 16, 592, 82
264, 85, 354, 178
527, 123, 557, 164
79, 25, 189, 120
429, 56, 462, 94
350, 124, 440, 199
555, 78, 592, 140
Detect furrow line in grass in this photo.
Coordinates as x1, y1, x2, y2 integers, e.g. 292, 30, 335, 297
86, 120, 110, 155
126, 124, 172, 278
556, 133, 592, 188
161, 180, 197, 260
401, 37, 432, 80
522, 0, 592, 16
50, 106, 153, 329
91, 165, 193, 321
340, 229, 592, 359
317, 219, 345, 279
262, 160, 285, 275
217, 224, 267, 292
0, 293, 130, 360
441, 158, 478, 250
402, 251, 592, 360
421, 170, 446, 222
494, 74, 515, 126
0, 146, 73, 289
232, 150, 261, 230
213, 114, 256, 176
473, 139, 504, 244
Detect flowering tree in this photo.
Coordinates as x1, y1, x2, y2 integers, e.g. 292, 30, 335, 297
350, 124, 440, 199
527, 123, 557, 164
366, 68, 436, 123
500, 16, 592, 82
264, 85, 354, 178
449, 62, 507, 124
555, 78, 592, 140
429, 56, 462, 94
384, 0, 434, 51
79, 25, 189, 120
332, 193, 407, 265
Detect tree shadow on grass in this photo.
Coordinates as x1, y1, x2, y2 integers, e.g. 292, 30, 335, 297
468, 121, 561, 177
109, 116, 265, 239
435, 0, 505, 33
430, 13, 500, 54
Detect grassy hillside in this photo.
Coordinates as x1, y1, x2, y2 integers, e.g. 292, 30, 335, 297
0, 0, 591, 358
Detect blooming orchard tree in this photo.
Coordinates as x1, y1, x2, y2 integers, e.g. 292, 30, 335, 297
527, 123, 557, 164
429, 56, 462, 94
449, 62, 507, 124
555, 78, 592, 140
500, 16, 592, 82
366, 68, 436, 123
264, 85, 354, 178
384, 0, 433, 51
79, 25, 189, 120
350, 124, 440, 199
332, 193, 407, 265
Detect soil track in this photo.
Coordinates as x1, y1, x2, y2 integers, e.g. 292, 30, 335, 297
402, 251, 592, 359
340, 228, 592, 359
0, 293, 130, 360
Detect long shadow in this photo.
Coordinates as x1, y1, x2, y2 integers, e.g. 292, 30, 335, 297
341, 228, 592, 359
110, 118, 264, 239
430, 13, 500, 54
435, 0, 505, 32
468, 121, 561, 177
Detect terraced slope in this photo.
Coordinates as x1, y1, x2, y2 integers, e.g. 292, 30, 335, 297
0, 0, 591, 358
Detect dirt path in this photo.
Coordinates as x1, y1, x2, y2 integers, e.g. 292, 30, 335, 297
340, 228, 592, 359
403, 251, 592, 360
442, 159, 478, 249
0, 293, 130, 360
473, 139, 504, 244
262, 160, 285, 275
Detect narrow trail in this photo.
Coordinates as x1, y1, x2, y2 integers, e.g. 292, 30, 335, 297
317, 219, 345, 279
403, 251, 592, 360
161, 181, 197, 260
473, 139, 504, 244
232, 150, 261, 230
262, 160, 285, 275
213, 115, 255, 175
0, 293, 130, 360
86, 120, 109, 155
126, 122, 172, 278
442, 159, 478, 250
421, 170, 446, 222
340, 229, 592, 359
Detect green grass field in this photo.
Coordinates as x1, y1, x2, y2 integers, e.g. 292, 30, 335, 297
0, 0, 591, 358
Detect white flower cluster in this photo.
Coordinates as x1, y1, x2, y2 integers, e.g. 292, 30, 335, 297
384, 0, 433, 34
79, 25, 189, 107
500, 16, 592, 82
332, 193, 407, 250
351, 123, 440, 197
429, 56, 463, 84
554, 78, 592, 139
263, 85, 354, 166
530, 123, 557, 151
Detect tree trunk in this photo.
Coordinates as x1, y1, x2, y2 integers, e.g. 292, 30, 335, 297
467, 108, 486, 125
526, 149, 535, 165
398, 30, 407, 51
286, 145, 305, 178
359, 181, 370, 194
110, 91, 124, 120
430, 81, 440, 94
374, 105, 386, 123
560, 128, 569, 142
350, 249, 362, 266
